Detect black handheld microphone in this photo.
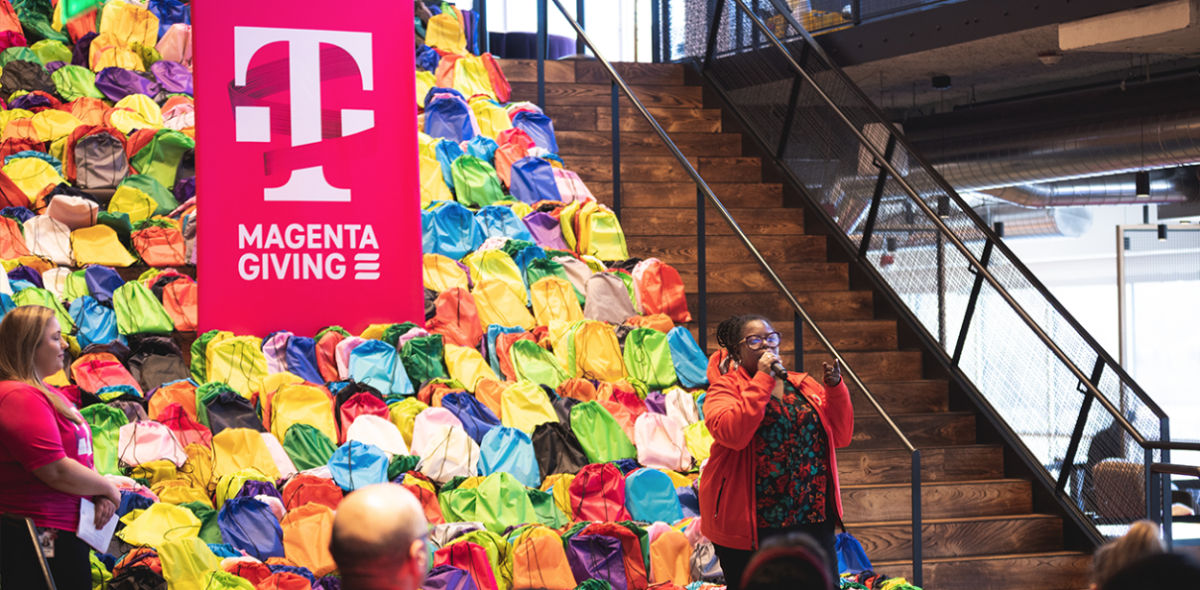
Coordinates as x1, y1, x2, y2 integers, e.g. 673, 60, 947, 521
770, 360, 788, 380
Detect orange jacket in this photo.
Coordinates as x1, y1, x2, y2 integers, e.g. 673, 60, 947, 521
698, 351, 853, 550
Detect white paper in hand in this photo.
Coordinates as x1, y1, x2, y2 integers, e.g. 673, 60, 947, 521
77, 499, 117, 553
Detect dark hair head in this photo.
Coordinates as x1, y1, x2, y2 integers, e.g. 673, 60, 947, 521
741, 532, 833, 590
1101, 551, 1200, 590
715, 314, 770, 361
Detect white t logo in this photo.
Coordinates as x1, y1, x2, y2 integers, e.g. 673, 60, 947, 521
233, 27, 375, 202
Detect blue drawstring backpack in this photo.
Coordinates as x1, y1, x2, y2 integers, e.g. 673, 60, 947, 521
667, 326, 709, 389
423, 86, 467, 111
431, 201, 484, 261
349, 340, 413, 397
836, 532, 874, 575
284, 336, 324, 384
329, 440, 390, 492
677, 485, 700, 518
422, 209, 438, 254
512, 245, 547, 292
695, 391, 707, 421
0, 206, 34, 223
478, 426, 540, 488
485, 324, 524, 377
612, 458, 641, 475
147, 0, 191, 37
0, 293, 15, 320
465, 135, 499, 165
425, 96, 476, 144
84, 266, 125, 304
207, 544, 240, 558
416, 45, 441, 73
474, 205, 534, 243
441, 392, 501, 444
435, 139, 465, 191
512, 111, 559, 154
235, 480, 282, 502
217, 497, 285, 561
624, 468, 684, 524
70, 296, 120, 348
508, 156, 562, 205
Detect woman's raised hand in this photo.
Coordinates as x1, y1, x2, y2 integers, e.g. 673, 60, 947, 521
823, 359, 843, 386
758, 351, 779, 378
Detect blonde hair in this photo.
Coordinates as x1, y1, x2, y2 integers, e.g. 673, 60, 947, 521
0, 305, 81, 424
1090, 520, 1164, 588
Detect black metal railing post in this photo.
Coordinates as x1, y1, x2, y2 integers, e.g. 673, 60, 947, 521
951, 223, 1000, 364
697, 187, 708, 353
794, 312, 803, 372
478, 0, 489, 54
1056, 358, 1106, 495
537, 0, 548, 108
703, 0, 727, 71
612, 82, 622, 220
1161, 418, 1173, 550
856, 135, 896, 260
912, 449, 923, 588
851, 0, 862, 24
1146, 447, 1159, 524
576, 0, 586, 55
662, 0, 672, 62
651, 0, 661, 63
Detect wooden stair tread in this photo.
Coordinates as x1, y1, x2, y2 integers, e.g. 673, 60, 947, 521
566, 156, 763, 184
675, 262, 849, 294
849, 381, 949, 415
837, 445, 1004, 485
849, 514, 1063, 561
684, 291, 874, 321
848, 412, 974, 449
591, 182, 784, 208
851, 512, 1059, 527
493, 59, 575, 83
684, 319, 897, 353
623, 207, 803, 236
547, 106, 722, 133
509, 83, 703, 108
802, 351, 923, 381
574, 61, 687, 85
871, 552, 1090, 590
842, 479, 1033, 521
556, 130, 742, 157
630, 234, 826, 265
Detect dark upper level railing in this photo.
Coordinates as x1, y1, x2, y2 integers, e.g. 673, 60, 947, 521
676, 0, 1200, 548
518, 0, 928, 581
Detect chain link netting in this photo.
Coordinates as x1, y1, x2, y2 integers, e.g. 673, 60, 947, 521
671, 0, 1175, 533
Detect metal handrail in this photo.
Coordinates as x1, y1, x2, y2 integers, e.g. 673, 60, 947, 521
534, 0, 924, 582
726, 0, 1199, 458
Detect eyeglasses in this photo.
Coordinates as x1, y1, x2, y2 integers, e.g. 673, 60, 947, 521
739, 332, 781, 350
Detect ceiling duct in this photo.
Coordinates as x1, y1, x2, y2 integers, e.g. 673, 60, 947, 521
977, 205, 1094, 239
903, 77, 1200, 192
979, 167, 1200, 208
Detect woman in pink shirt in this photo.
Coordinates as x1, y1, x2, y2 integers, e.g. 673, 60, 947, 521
0, 305, 121, 588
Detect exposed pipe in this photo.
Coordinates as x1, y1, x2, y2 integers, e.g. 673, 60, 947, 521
979, 168, 1200, 208
977, 205, 1094, 239
903, 77, 1200, 191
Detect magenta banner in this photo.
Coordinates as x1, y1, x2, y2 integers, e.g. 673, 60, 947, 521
193, 0, 423, 336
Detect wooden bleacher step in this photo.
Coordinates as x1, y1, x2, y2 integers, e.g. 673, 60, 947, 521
852, 513, 1064, 561
838, 445, 1005, 485
841, 479, 1034, 522
870, 552, 1091, 590
848, 412, 975, 450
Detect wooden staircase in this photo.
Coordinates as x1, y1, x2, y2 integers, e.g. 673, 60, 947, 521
503, 59, 1093, 590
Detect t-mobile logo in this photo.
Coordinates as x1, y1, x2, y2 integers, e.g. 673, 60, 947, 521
233, 27, 374, 202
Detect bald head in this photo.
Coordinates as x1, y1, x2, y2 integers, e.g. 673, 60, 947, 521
331, 484, 428, 588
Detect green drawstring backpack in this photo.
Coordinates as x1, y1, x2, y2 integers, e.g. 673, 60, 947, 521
400, 334, 449, 385
569, 401, 637, 464
510, 339, 569, 389
179, 501, 224, 545
282, 423, 338, 471
89, 551, 111, 590
387, 454, 421, 481
113, 281, 174, 335
62, 269, 89, 302
195, 382, 238, 428
527, 488, 570, 528
623, 328, 678, 395
525, 257, 585, 306
51, 64, 106, 101
130, 130, 196, 192
13, 287, 74, 332
158, 537, 221, 590
200, 571, 256, 590
80, 403, 127, 475
451, 155, 505, 208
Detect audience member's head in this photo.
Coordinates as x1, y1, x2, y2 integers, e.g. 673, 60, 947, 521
740, 532, 833, 590
1089, 520, 1163, 589
331, 483, 429, 590
1100, 551, 1200, 590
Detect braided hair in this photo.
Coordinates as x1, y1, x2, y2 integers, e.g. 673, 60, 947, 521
715, 314, 770, 363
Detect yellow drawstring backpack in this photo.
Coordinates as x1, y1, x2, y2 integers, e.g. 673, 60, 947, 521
444, 343, 499, 393
473, 279, 535, 331
500, 380, 558, 434
204, 336, 268, 396
531, 277, 584, 327
423, 253, 469, 292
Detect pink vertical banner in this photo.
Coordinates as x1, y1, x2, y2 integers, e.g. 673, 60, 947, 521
192, 0, 422, 336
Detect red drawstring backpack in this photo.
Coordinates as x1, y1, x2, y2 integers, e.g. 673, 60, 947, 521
434, 542, 499, 590
633, 259, 692, 323
428, 287, 484, 348
568, 463, 632, 523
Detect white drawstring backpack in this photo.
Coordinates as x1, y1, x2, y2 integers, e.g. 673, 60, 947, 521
634, 413, 693, 472
417, 424, 480, 484
664, 387, 701, 427
410, 407, 465, 457
347, 414, 410, 458
42, 267, 72, 299
24, 215, 74, 266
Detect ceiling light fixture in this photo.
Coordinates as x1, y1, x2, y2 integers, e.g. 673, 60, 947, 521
1157, 224, 1168, 241
1136, 171, 1151, 198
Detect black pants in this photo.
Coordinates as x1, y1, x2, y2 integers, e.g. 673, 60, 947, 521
1, 518, 92, 590
713, 520, 839, 590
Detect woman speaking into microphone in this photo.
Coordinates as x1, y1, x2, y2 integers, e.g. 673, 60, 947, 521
699, 314, 854, 589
